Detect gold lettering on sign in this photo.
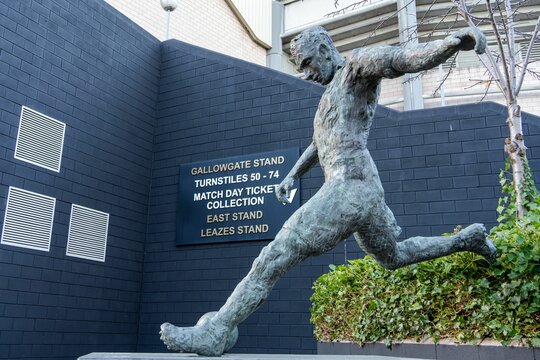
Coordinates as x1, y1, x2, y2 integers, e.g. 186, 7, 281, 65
232, 211, 263, 221
206, 213, 231, 223
237, 224, 269, 234
253, 156, 284, 167
200, 227, 236, 237
191, 160, 251, 176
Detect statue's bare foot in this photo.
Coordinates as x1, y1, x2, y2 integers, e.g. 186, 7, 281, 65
458, 223, 497, 263
160, 312, 238, 356
160, 322, 227, 356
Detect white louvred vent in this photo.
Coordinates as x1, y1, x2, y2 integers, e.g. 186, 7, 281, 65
1, 187, 56, 252
15, 106, 66, 172
487, 42, 523, 65
66, 204, 109, 262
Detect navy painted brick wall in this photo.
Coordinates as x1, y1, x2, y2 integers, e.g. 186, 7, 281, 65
137, 38, 540, 354
372, 104, 540, 238
0, 1, 160, 359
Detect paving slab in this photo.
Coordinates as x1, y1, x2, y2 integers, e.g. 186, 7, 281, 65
78, 353, 428, 360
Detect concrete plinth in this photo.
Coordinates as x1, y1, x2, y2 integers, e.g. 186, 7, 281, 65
78, 353, 427, 360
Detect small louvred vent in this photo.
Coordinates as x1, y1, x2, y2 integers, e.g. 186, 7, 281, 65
1, 187, 56, 251
66, 205, 109, 262
15, 106, 66, 172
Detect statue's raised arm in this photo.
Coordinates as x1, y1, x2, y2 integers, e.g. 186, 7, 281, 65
349, 27, 487, 79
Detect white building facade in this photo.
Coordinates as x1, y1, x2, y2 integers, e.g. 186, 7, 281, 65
277, 0, 540, 114
104, 0, 273, 66
105, 0, 540, 115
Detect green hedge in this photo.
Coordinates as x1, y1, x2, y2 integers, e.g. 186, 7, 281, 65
310, 163, 540, 347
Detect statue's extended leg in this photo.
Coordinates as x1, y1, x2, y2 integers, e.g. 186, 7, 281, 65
160, 181, 360, 356
354, 204, 497, 270
160, 228, 315, 355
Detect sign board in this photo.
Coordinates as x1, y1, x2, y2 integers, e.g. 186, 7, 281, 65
177, 148, 301, 245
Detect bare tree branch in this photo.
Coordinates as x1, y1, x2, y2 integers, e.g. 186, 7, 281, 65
516, 63, 540, 81
403, 72, 425, 84
416, 0, 448, 31
432, 53, 458, 96
417, 3, 459, 43
464, 70, 496, 102
503, 0, 517, 90
464, 79, 486, 89
516, 15, 540, 94
479, 75, 494, 102
361, 0, 417, 47
327, 0, 371, 18
525, 68, 540, 81
453, 0, 507, 93
486, 0, 515, 101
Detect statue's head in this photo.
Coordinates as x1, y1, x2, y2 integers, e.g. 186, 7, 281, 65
290, 26, 342, 85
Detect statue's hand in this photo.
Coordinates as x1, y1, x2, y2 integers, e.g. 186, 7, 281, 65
449, 27, 486, 54
276, 176, 295, 204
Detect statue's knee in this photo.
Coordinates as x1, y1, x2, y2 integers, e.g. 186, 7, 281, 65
371, 252, 401, 270
252, 241, 291, 270
252, 246, 272, 269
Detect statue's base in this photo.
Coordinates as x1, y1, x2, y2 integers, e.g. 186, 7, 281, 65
79, 355, 196, 360
78, 352, 423, 360
318, 339, 539, 360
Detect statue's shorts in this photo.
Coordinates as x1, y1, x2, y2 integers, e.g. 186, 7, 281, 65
279, 179, 401, 257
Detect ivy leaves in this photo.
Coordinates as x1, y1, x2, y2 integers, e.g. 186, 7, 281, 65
310, 159, 540, 347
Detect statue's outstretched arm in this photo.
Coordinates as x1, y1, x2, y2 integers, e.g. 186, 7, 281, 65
351, 27, 486, 79
391, 27, 486, 73
276, 142, 318, 204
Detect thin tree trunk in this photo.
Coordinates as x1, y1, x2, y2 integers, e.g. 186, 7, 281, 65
505, 102, 527, 218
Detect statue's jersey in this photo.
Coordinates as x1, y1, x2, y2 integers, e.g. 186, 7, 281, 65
313, 58, 384, 192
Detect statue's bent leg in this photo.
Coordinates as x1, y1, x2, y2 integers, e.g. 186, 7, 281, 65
354, 203, 497, 270
161, 181, 360, 356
